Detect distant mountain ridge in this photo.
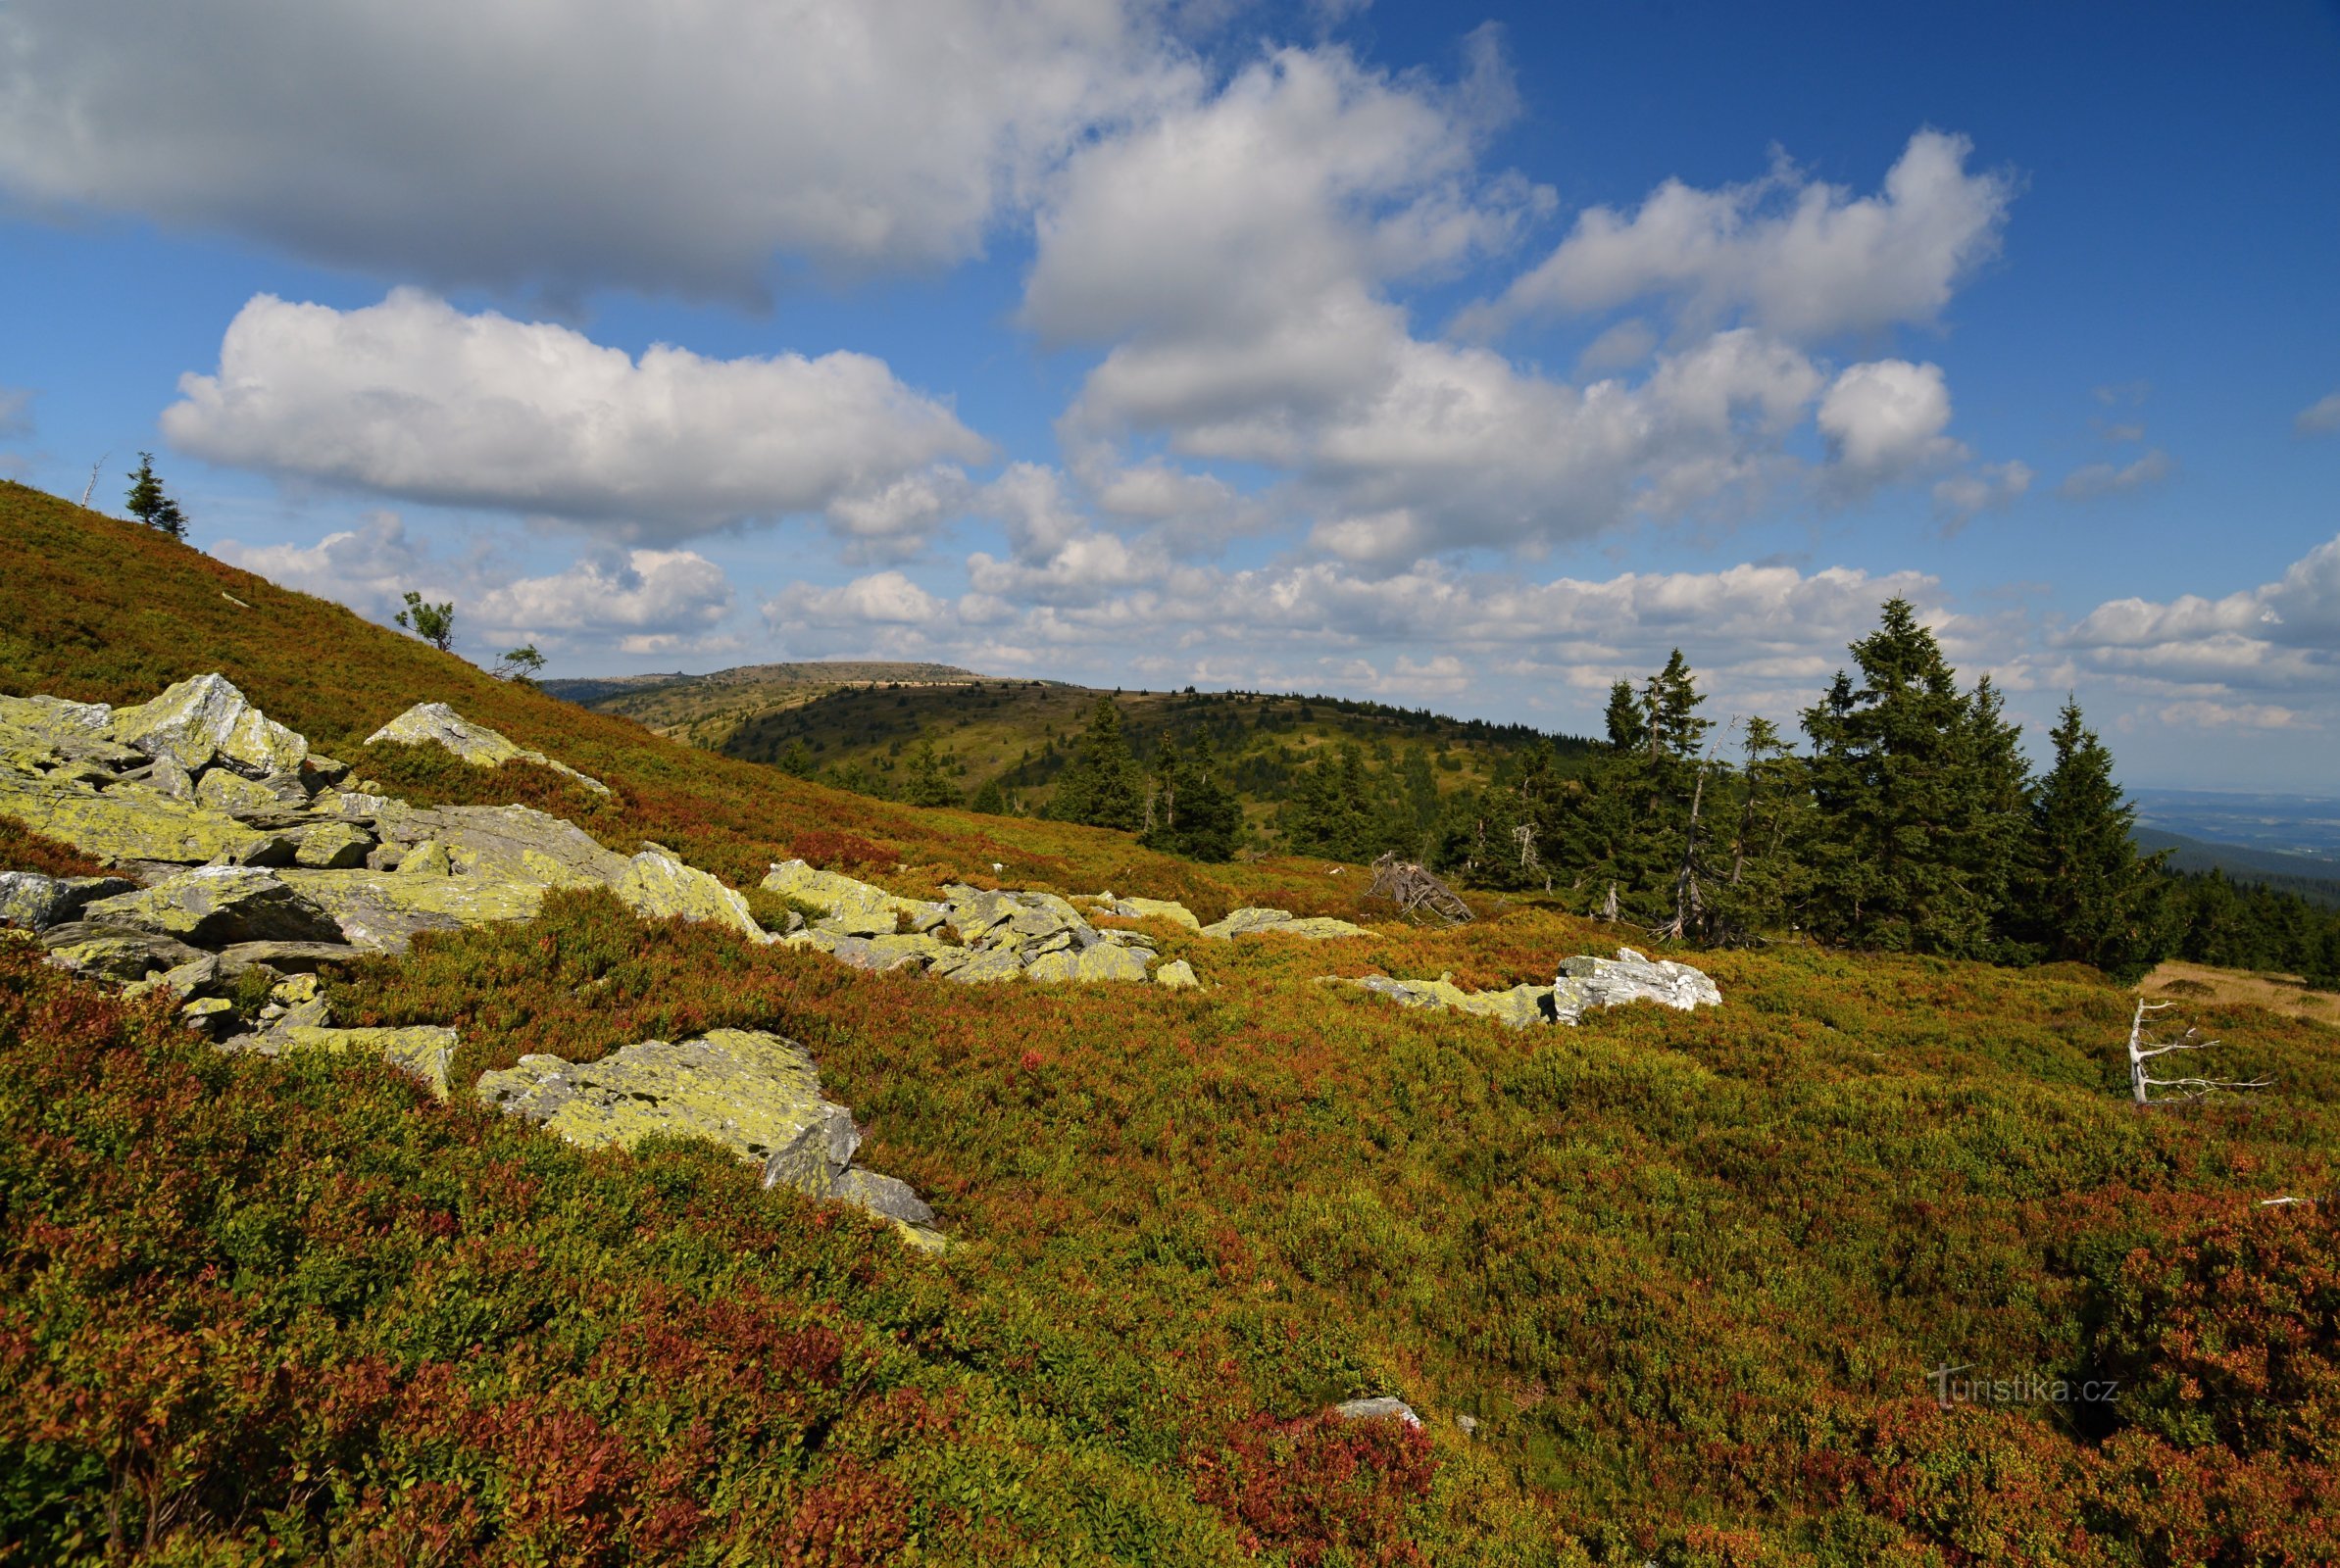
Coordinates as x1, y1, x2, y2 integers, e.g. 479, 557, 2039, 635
2134, 825, 2340, 908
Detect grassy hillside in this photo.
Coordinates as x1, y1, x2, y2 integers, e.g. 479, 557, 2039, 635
5, 480, 2340, 1563
543, 662, 1001, 748
705, 677, 1590, 826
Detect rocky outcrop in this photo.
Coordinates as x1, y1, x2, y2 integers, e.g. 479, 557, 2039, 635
110, 673, 312, 776
1334, 1396, 1422, 1428
1330, 948, 1722, 1029
1201, 906, 1370, 941
366, 703, 611, 796
475, 1029, 943, 1250
764, 863, 1188, 988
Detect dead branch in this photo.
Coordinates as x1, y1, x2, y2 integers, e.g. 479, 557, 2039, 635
2126, 998, 2271, 1105
1365, 852, 1474, 925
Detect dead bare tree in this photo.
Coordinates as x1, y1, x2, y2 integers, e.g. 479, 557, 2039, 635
2126, 999, 2270, 1105
1650, 723, 1730, 943
79, 452, 110, 511
1365, 851, 1474, 925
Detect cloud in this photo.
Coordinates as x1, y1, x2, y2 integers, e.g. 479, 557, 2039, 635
2296, 391, 2340, 436
1931, 460, 2033, 528
0, 0, 1185, 297
1027, 57, 2000, 563
0, 386, 32, 438
165, 290, 989, 547
2059, 532, 2340, 693
2159, 699, 2309, 731
2057, 448, 2174, 502
217, 512, 737, 658
1816, 359, 1963, 488
1461, 129, 2014, 342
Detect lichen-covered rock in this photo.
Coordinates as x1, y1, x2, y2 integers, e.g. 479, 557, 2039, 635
1025, 944, 1152, 984
1114, 896, 1203, 931
395, 841, 453, 876
39, 921, 209, 981
261, 1024, 459, 1099
0, 871, 137, 931
180, 996, 235, 1034
0, 693, 116, 756
216, 939, 369, 974
277, 869, 549, 952
929, 947, 1026, 984
293, 821, 374, 869
613, 850, 764, 939
763, 859, 944, 936
377, 805, 629, 889
1202, 906, 1370, 941
365, 703, 611, 795
82, 865, 345, 947
194, 767, 308, 815
0, 771, 271, 865
475, 1028, 943, 1247
1152, 958, 1201, 990
109, 673, 311, 776
1554, 948, 1722, 1015
1333, 972, 1556, 1029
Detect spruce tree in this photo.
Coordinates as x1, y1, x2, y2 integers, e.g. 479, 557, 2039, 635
1801, 598, 2024, 957
1142, 731, 1241, 861
901, 737, 962, 808
1047, 696, 1144, 830
2027, 697, 2167, 980
124, 453, 187, 539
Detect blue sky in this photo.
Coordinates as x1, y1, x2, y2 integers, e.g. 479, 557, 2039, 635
3, 0, 2336, 789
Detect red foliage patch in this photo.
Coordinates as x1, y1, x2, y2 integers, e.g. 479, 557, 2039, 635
1190, 1410, 1435, 1567
0, 812, 112, 880
791, 829, 895, 870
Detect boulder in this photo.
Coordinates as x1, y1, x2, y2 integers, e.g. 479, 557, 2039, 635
1115, 896, 1202, 931
81, 865, 344, 947
0, 871, 138, 931
194, 768, 308, 815
929, 947, 1025, 984
293, 821, 374, 869
1334, 1396, 1422, 1429
276, 869, 548, 953
365, 703, 611, 795
1553, 948, 1721, 1016
1201, 906, 1370, 941
613, 850, 764, 939
179, 997, 236, 1034
108, 673, 310, 776
1332, 972, 1556, 1029
39, 921, 209, 981
1152, 958, 1201, 990
216, 939, 370, 974
241, 1024, 460, 1099
475, 1028, 943, 1247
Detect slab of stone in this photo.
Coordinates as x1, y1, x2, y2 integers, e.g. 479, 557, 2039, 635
1201, 906, 1370, 941
1114, 896, 1202, 931
1334, 1396, 1422, 1428
365, 703, 610, 795
378, 805, 629, 889
764, 860, 944, 936
277, 869, 549, 952
0, 770, 271, 865
1332, 972, 1556, 1029
81, 865, 344, 947
613, 849, 764, 939
40, 921, 209, 981
1025, 944, 1152, 984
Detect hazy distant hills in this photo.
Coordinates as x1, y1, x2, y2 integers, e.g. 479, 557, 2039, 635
540, 661, 1021, 748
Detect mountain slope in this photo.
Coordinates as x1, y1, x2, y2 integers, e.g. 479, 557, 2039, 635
4, 480, 2339, 1562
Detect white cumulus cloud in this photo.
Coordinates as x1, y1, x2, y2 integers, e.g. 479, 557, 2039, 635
1817, 359, 1964, 488
1461, 129, 2015, 342
165, 290, 990, 547
2057, 448, 2174, 502
0, 0, 1185, 297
